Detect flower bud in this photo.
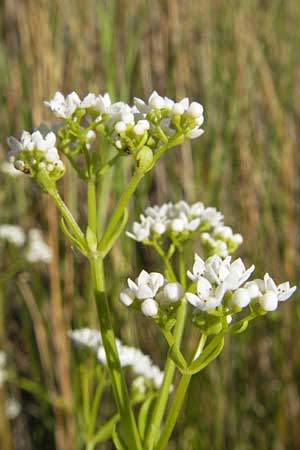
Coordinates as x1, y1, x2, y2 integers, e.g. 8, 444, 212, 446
141, 299, 159, 317
137, 119, 150, 130
133, 124, 145, 135
230, 288, 251, 308
188, 102, 204, 118
245, 281, 260, 299
171, 219, 184, 232
152, 222, 166, 235
163, 282, 184, 303
86, 130, 96, 142
121, 112, 135, 124
258, 292, 278, 311
136, 146, 153, 173
119, 288, 135, 306
115, 121, 126, 133
149, 95, 165, 110
172, 103, 185, 115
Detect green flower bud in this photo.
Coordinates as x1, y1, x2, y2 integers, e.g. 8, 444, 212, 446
135, 146, 154, 173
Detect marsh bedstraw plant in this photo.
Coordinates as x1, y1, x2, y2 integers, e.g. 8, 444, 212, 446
7, 91, 296, 450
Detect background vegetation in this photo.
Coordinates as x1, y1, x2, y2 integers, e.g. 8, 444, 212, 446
0, 1, 299, 449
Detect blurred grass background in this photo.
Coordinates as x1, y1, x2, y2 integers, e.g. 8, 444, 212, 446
0, 0, 300, 449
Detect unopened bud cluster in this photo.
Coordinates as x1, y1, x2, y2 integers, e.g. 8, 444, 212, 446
7, 130, 65, 180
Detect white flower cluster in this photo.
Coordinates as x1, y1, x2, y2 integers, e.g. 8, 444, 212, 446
202, 226, 243, 257
186, 254, 296, 313
7, 130, 65, 179
68, 328, 164, 388
44, 90, 204, 156
236, 274, 297, 312
24, 229, 52, 264
126, 200, 241, 253
0, 351, 8, 387
0, 224, 52, 264
120, 270, 183, 317
134, 91, 204, 140
0, 225, 26, 247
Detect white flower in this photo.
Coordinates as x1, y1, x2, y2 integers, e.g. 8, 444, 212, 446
120, 269, 184, 316
44, 91, 81, 119
202, 233, 228, 257
68, 328, 102, 350
186, 253, 206, 282
25, 229, 52, 264
69, 328, 164, 388
0, 224, 26, 247
186, 255, 255, 311
5, 398, 21, 419
0, 161, 23, 177
254, 273, 297, 311
188, 102, 204, 118
125, 217, 151, 242
127, 270, 165, 300
229, 288, 251, 308
160, 282, 184, 303
141, 298, 159, 317
186, 127, 204, 139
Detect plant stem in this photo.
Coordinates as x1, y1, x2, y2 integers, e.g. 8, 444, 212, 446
144, 300, 187, 450
154, 374, 191, 450
154, 335, 207, 450
87, 179, 143, 450
99, 169, 144, 250
87, 181, 98, 237
90, 256, 142, 450
151, 241, 177, 281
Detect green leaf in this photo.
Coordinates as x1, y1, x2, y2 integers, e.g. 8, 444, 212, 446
138, 395, 157, 442
229, 320, 249, 334
86, 226, 98, 252
99, 208, 128, 256
169, 344, 187, 372
187, 335, 224, 375
60, 218, 87, 255
91, 413, 119, 445
112, 426, 128, 450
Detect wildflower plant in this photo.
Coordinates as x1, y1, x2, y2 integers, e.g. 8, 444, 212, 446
6, 91, 296, 450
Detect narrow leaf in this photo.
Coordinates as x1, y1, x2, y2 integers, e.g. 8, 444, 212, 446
169, 343, 187, 372
112, 426, 128, 450
187, 335, 224, 375
138, 395, 157, 441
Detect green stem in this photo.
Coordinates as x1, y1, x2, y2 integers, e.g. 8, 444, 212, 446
87, 181, 98, 237
99, 169, 144, 250
151, 241, 177, 281
154, 374, 191, 450
144, 300, 187, 450
90, 256, 142, 450
154, 335, 207, 450
87, 180, 142, 450
97, 153, 120, 178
